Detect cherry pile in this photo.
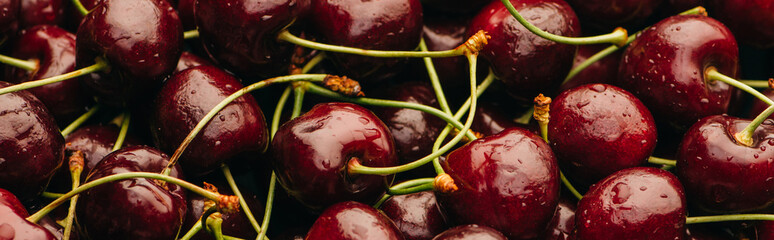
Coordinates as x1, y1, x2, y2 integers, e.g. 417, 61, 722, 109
1, 0, 774, 239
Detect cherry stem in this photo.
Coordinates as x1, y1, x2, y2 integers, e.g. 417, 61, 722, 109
686, 214, 774, 224
291, 86, 306, 118
561, 172, 583, 200
184, 29, 199, 40
72, 0, 89, 16
0, 59, 108, 96
272, 86, 293, 137
648, 156, 677, 166
562, 6, 707, 84
388, 178, 435, 195
179, 216, 204, 240
741, 80, 770, 89
162, 74, 329, 175
27, 172, 224, 223
206, 214, 226, 240
705, 67, 774, 106
516, 107, 533, 125
531, 98, 584, 200
40, 192, 64, 198
500, 0, 628, 46
112, 111, 131, 151
61, 105, 101, 137
736, 104, 774, 147
221, 165, 262, 237
63, 151, 84, 240
373, 194, 391, 209
419, 38, 452, 115
0, 54, 37, 71
278, 30, 466, 58
302, 53, 326, 74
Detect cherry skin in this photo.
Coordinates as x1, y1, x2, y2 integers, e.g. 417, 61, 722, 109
151, 65, 268, 176
616, 15, 738, 129
64, 125, 142, 178
471, 101, 525, 137
0, 0, 18, 39
705, 0, 774, 48
6, 25, 92, 125
564, 0, 663, 31
194, 0, 308, 78
183, 173, 264, 240
748, 88, 774, 120
76, 145, 187, 240
19, 0, 63, 28
541, 198, 576, 240
469, 0, 580, 104
174, 51, 212, 74
76, 0, 183, 106
574, 167, 687, 240
176, 0, 195, 30
548, 84, 657, 186
421, 14, 471, 89
0, 81, 64, 200
559, 44, 622, 92
432, 225, 507, 240
435, 127, 559, 239
310, 0, 423, 83
271, 102, 398, 211
0, 188, 56, 240
380, 191, 449, 240
305, 201, 404, 240
677, 115, 774, 213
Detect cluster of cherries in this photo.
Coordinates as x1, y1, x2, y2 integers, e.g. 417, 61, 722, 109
2, 0, 774, 239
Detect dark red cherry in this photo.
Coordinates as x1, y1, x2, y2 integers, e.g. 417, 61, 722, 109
575, 167, 687, 240
176, 0, 195, 30
469, 0, 580, 104
380, 191, 448, 240
548, 84, 657, 186
19, 0, 63, 28
436, 127, 559, 239
306, 201, 404, 240
38, 215, 79, 240
64, 125, 142, 178
616, 15, 738, 128
76, 0, 183, 106
271, 102, 398, 211
471, 101, 521, 137
748, 89, 774, 120
151, 65, 268, 176
421, 14, 471, 89
0, 81, 64, 199
0, 188, 56, 240
310, 0, 423, 83
705, 0, 774, 48
541, 198, 576, 240
677, 115, 774, 213
183, 173, 264, 240
432, 225, 507, 240
6, 25, 92, 125
174, 51, 212, 74
0, 0, 18, 39
195, 0, 308, 78
564, 0, 663, 31
76, 145, 186, 240
559, 44, 622, 92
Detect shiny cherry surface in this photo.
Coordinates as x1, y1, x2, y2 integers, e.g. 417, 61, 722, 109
64, 125, 142, 177
0, 188, 56, 240
174, 51, 212, 74
432, 225, 507, 240
183, 175, 264, 240
706, 0, 774, 48
560, 44, 621, 92
306, 201, 404, 240
19, 0, 63, 28
470, 101, 520, 137
421, 15, 470, 88
380, 191, 448, 240
541, 198, 576, 240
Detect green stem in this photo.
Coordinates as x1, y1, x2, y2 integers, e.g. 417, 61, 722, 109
40, 192, 64, 198
112, 111, 131, 151
561, 172, 583, 200
27, 172, 221, 223
71, 0, 89, 16
705, 67, 774, 106
271, 86, 293, 139
686, 214, 774, 224
277, 30, 463, 58
515, 108, 534, 125
419, 38, 452, 115
63, 166, 82, 240
388, 182, 434, 195
740, 80, 770, 89
648, 156, 677, 166
390, 178, 435, 190
373, 194, 391, 209
500, 0, 628, 46
179, 218, 203, 240
184, 29, 199, 40
291, 86, 306, 118
221, 165, 261, 237
0, 59, 108, 96
538, 121, 548, 142
0, 54, 37, 71
302, 53, 326, 74
207, 216, 225, 240
735, 104, 774, 147
257, 173, 276, 240
61, 105, 101, 137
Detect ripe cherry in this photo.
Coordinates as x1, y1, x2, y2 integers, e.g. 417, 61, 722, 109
0, 188, 56, 240
380, 191, 448, 240
306, 201, 404, 240
432, 225, 507, 240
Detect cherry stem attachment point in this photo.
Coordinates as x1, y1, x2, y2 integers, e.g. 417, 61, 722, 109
72, 0, 89, 16
0, 54, 37, 71
206, 214, 226, 240
736, 104, 774, 147
112, 111, 131, 151
687, 214, 774, 224
221, 165, 262, 237
500, 0, 628, 46
0, 59, 109, 96
706, 67, 774, 106
63, 151, 85, 240
648, 156, 677, 166
184, 29, 199, 40
434, 173, 458, 194
61, 105, 101, 137
533, 94, 551, 142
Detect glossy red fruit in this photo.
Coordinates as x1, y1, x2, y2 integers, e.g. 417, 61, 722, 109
677, 115, 774, 213
0, 188, 56, 240
310, 0, 423, 83
616, 15, 738, 128
380, 191, 448, 240
471, 101, 522, 137
564, 0, 663, 30
6, 25, 92, 125
19, 0, 63, 28
541, 198, 576, 240
421, 14, 471, 88
77, 146, 187, 240
0, 81, 64, 199
76, 0, 183, 106
176, 0, 195, 30
271, 102, 398, 211
436, 127, 559, 239
706, 0, 774, 48
575, 167, 687, 240
195, 0, 308, 78
306, 201, 404, 240
151, 65, 268, 176
174, 51, 212, 74
548, 84, 657, 185
64, 125, 142, 178
469, 0, 580, 104
432, 225, 507, 240
559, 44, 621, 92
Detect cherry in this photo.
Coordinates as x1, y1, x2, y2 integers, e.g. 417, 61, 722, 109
564, 0, 663, 31
574, 167, 687, 240
309, 0, 423, 83
548, 84, 657, 186
560, 44, 622, 92
38, 215, 78, 240
471, 101, 525, 137
705, 0, 774, 48
677, 115, 774, 213
420, 14, 472, 89
541, 198, 576, 240
432, 225, 507, 240
435, 127, 559, 239
305, 201, 403, 240
183, 174, 264, 240
194, 0, 309, 78
469, 0, 580, 104
0, 0, 18, 40
76, 145, 187, 240
380, 191, 448, 240
151, 65, 268, 176
5, 25, 92, 125
174, 51, 212, 74
0, 81, 64, 199
271, 102, 398, 211
616, 14, 738, 128
64, 125, 141, 178
0, 188, 56, 240
76, 0, 183, 106
19, 0, 63, 28
176, 0, 195, 30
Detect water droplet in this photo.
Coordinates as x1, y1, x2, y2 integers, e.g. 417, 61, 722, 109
612, 182, 631, 204
590, 84, 606, 92
660, 194, 668, 198
639, 186, 647, 191
261, 15, 273, 20
215, 141, 221, 146
754, 154, 759, 159
358, 117, 370, 125
219, 115, 226, 121
700, 98, 709, 104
